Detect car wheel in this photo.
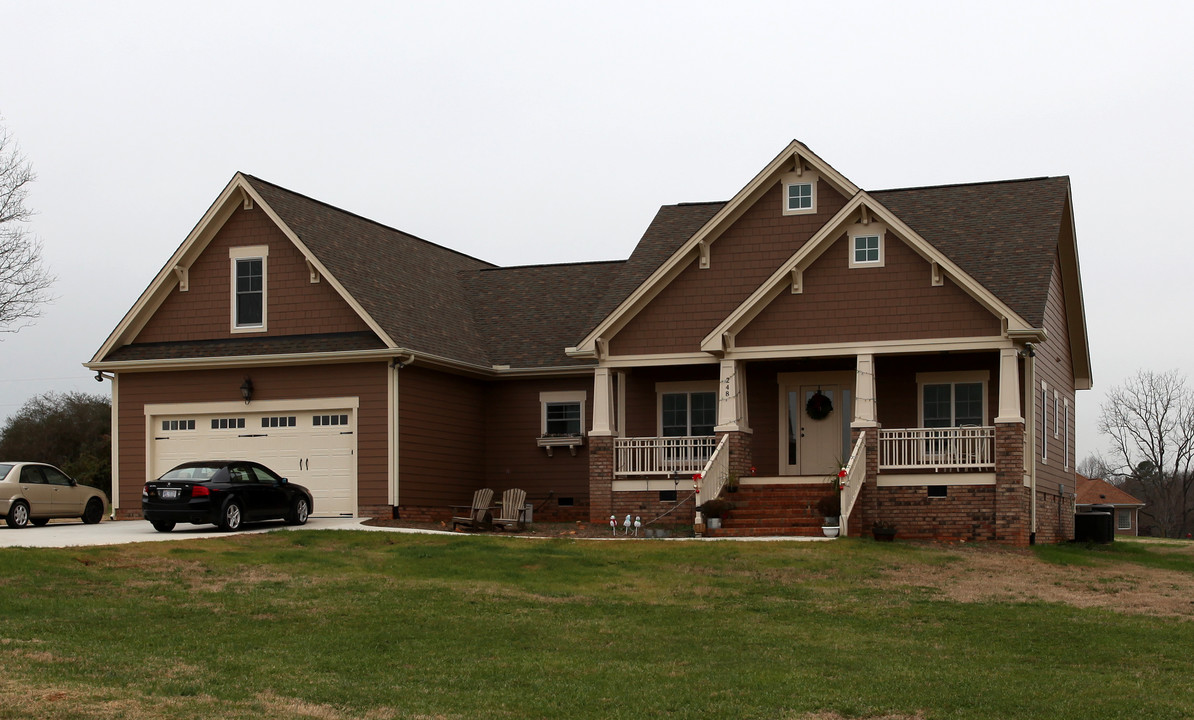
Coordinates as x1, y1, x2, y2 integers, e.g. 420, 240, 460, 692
218, 500, 244, 531
151, 520, 176, 533
31, 518, 50, 527
286, 497, 310, 526
6, 501, 30, 528
81, 498, 104, 524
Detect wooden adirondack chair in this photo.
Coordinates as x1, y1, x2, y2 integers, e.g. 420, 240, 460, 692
450, 488, 494, 531
490, 488, 528, 531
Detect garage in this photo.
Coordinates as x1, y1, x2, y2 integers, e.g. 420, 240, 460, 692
148, 401, 357, 517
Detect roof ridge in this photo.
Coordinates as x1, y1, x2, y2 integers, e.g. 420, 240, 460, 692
242, 173, 498, 268
873, 176, 1066, 194
476, 259, 627, 273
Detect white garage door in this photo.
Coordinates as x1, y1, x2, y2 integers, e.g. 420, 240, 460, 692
151, 407, 356, 516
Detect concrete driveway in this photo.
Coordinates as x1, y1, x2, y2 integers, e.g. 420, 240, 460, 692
0, 516, 393, 548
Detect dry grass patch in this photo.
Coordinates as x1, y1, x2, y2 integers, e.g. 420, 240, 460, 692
878, 543, 1194, 617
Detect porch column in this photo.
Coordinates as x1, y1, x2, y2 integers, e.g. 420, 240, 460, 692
590, 367, 615, 437
715, 359, 749, 432
994, 348, 1023, 424
852, 353, 878, 428
588, 367, 615, 522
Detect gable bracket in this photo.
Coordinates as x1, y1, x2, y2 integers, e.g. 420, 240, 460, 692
698, 240, 711, 269
931, 262, 943, 287
791, 267, 803, 294
722, 331, 735, 353
173, 264, 189, 292
304, 257, 320, 284
240, 188, 254, 210
793, 153, 804, 176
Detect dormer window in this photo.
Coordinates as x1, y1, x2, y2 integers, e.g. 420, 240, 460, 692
787, 183, 812, 211
230, 245, 268, 332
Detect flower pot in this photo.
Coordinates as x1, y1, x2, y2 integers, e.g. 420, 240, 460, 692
707, 517, 722, 530
822, 525, 840, 538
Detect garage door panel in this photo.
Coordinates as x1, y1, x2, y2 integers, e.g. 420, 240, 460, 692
151, 406, 357, 517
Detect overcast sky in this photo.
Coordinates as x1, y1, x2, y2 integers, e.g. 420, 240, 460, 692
2, 0, 1191, 462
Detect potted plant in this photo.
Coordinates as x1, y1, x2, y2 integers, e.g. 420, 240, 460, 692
724, 472, 740, 493
815, 493, 840, 537
699, 497, 734, 531
872, 521, 897, 542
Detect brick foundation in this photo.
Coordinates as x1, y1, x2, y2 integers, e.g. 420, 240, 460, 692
609, 490, 697, 529
1032, 489, 1075, 544
994, 422, 1030, 545
870, 485, 998, 541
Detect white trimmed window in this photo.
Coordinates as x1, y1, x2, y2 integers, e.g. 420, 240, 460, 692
539, 391, 585, 436
230, 245, 269, 332
916, 371, 988, 428
781, 170, 818, 216
1041, 382, 1049, 463
657, 382, 717, 437
847, 223, 886, 268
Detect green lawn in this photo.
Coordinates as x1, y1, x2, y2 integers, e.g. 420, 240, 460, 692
1, 532, 1192, 719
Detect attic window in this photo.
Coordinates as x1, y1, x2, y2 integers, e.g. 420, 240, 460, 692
781, 171, 818, 216
848, 230, 886, 269
230, 245, 268, 333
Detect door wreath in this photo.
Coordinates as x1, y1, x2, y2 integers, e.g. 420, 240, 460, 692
806, 391, 833, 420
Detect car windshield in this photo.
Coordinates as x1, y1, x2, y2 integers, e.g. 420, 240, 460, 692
159, 465, 221, 482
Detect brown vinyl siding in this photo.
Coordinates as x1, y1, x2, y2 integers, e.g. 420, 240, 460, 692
1033, 253, 1075, 496
482, 378, 593, 510
737, 235, 1002, 347
135, 206, 371, 344
874, 354, 1001, 430
397, 366, 485, 508
115, 362, 388, 512
609, 180, 848, 356
621, 365, 720, 438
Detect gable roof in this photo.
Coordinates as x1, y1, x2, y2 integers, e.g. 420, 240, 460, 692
1076, 475, 1145, 507
872, 177, 1071, 328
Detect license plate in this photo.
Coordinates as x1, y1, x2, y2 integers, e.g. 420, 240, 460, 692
159, 489, 179, 500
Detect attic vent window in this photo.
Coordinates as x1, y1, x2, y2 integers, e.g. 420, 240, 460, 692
848, 231, 885, 268
787, 183, 812, 211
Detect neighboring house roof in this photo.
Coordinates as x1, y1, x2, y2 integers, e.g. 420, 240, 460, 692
1075, 474, 1146, 507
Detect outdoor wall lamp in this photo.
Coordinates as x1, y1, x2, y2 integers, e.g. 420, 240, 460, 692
240, 377, 254, 404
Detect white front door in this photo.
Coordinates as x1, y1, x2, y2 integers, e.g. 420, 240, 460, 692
783, 383, 852, 476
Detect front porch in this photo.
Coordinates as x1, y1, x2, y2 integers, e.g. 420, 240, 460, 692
588, 348, 1032, 542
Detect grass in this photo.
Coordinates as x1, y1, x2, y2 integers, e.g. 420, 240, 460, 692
1, 532, 1193, 719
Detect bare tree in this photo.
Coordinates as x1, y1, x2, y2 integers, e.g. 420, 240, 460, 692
0, 119, 54, 333
1076, 453, 1114, 481
1098, 369, 1194, 536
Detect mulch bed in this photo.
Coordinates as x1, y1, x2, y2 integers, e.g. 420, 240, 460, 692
362, 517, 690, 538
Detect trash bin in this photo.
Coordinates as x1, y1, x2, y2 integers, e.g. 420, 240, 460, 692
523, 503, 533, 523
1075, 504, 1114, 543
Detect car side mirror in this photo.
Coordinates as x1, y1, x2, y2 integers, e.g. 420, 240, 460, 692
280, 477, 289, 484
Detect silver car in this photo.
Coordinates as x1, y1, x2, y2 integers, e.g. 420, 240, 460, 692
0, 462, 109, 528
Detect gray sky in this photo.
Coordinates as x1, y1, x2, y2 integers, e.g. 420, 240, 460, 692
2, 0, 1191, 463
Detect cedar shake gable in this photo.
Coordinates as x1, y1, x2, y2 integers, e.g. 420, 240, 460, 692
243, 176, 496, 367
463, 261, 625, 369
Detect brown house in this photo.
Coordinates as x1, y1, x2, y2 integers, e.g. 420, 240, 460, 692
86, 140, 1091, 544
1076, 475, 1145, 536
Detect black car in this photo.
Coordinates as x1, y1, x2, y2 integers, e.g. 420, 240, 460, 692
142, 461, 313, 533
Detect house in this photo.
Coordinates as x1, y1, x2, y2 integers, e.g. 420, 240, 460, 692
1076, 474, 1145, 536
86, 140, 1091, 544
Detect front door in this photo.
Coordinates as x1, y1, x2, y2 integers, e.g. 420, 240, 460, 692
784, 384, 851, 476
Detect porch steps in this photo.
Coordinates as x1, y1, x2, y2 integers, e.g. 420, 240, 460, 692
708, 483, 837, 538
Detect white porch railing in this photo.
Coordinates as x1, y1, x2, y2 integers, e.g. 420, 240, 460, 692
840, 431, 866, 537
614, 436, 720, 477
879, 426, 995, 471
695, 435, 731, 521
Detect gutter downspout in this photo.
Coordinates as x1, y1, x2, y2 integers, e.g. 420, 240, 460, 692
1025, 347, 1037, 544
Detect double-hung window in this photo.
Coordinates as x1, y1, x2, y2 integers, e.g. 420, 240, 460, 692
661, 391, 716, 437
545, 401, 582, 435
230, 246, 268, 332
922, 382, 984, 427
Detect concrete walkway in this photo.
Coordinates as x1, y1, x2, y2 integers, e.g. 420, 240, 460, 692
0, 516, 830, 548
